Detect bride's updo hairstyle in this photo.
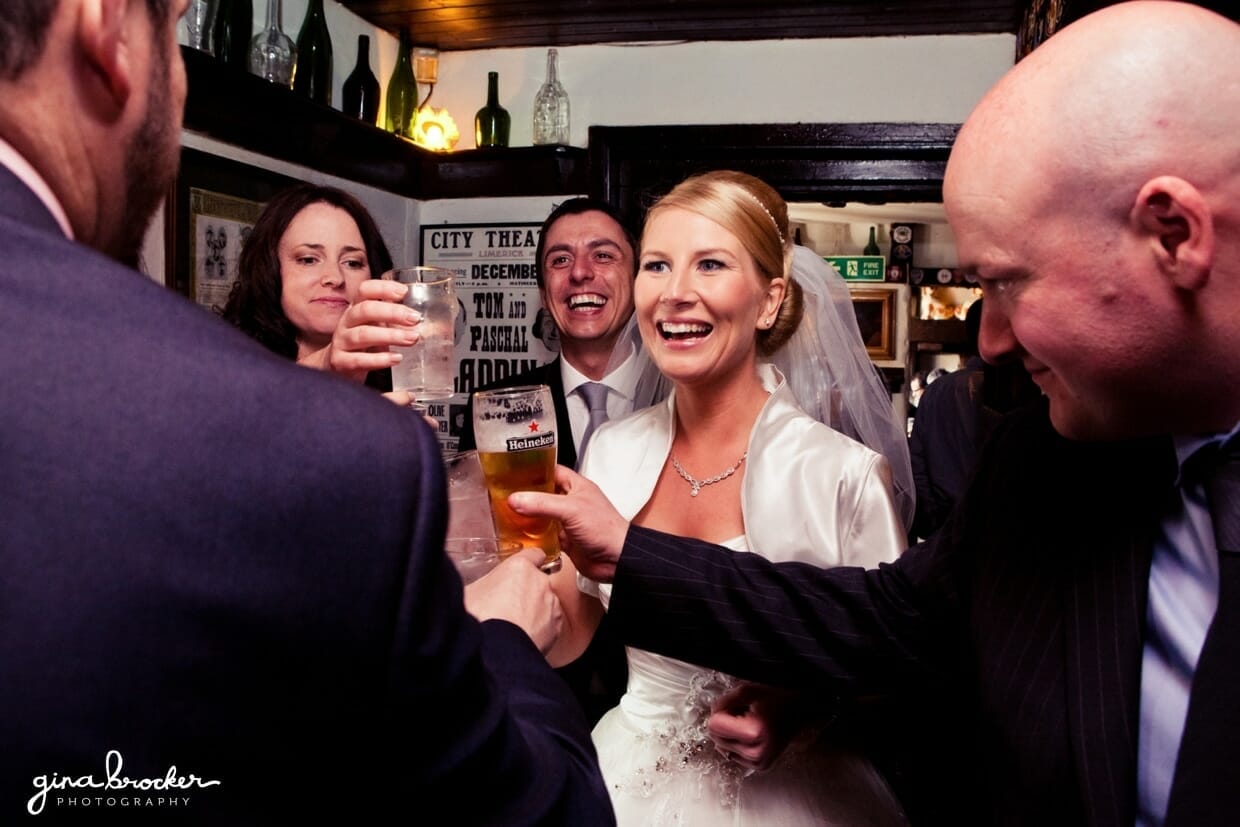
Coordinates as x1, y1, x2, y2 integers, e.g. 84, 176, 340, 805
643, 170, 804, 356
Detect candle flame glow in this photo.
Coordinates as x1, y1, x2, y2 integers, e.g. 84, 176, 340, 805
411, 107, 460, 152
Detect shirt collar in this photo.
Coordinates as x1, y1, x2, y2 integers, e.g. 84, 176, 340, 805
0, 135, 75, 240
561, 341, 640, 401
1173, 420, 1240, 484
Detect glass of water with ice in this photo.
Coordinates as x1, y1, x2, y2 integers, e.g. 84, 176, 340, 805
382, 267, 457, 401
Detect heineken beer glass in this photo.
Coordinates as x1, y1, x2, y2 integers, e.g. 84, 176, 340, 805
471, 384, 562, 573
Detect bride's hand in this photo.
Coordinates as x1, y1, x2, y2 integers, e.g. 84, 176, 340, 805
706, 682, 806, 772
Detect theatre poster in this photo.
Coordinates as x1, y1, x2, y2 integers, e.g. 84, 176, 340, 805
419, 221, 559, 456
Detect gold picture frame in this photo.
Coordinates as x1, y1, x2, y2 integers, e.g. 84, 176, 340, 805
850, 288, 897, 361
165, 148, 296, 312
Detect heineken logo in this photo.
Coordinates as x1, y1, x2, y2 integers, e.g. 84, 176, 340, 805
505, 432, 554, 451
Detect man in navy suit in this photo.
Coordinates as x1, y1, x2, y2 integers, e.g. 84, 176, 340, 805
513, 3, 1240, 825
0, 1, 611, 823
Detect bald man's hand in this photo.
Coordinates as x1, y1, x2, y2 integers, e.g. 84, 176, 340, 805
508, 465, 628, 583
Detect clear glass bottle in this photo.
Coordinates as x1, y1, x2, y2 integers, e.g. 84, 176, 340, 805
185, 0, 217, 53
384, 29, 417, 139
474, 71, 510, 148
532, 48, 570, 145
212, 0, 253, 68
342, 35, 380, 124
293, 0, 333, 106
249, 0, 296, 88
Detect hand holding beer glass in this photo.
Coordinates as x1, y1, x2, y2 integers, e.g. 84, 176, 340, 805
471, 385, 562, 573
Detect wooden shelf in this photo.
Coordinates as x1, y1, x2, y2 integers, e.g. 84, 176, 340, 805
180, 46, 587, 200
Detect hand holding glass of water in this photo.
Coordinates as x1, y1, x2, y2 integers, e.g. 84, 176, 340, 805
382, 266, 457, 402
471, 385, 562, 573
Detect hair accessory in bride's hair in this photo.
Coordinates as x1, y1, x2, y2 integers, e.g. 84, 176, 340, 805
740, 189, 784, 245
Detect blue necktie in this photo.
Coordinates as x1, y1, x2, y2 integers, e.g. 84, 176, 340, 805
577, 382, 610, 465
1164, 444, 1240, 825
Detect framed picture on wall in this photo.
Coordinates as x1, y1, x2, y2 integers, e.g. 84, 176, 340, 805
165, 148, 297, 313
850, 287, 897, 361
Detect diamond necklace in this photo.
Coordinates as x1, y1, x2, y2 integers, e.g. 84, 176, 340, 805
671, 452, 748, 497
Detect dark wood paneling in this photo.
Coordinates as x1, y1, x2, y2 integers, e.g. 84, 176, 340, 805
419, 144, 589, 198
588, 123, 958, 228
180, 46, 587, 199
181, 46, 424, 195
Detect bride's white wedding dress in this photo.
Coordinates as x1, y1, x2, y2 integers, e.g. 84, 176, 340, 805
579, 365, 909, 826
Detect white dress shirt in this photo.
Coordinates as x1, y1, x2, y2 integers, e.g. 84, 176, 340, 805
1137, 421, 1240, 826
560, 343, 643, 455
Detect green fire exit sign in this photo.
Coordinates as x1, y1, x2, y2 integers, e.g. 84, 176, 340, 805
825, 256, 885, 281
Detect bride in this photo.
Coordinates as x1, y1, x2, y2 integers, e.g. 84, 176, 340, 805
558, 170, 911, 825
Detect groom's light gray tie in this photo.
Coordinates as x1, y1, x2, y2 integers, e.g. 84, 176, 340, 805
577, 382, 610, 467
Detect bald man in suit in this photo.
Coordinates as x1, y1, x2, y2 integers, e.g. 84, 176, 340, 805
513, 4, 1240, 825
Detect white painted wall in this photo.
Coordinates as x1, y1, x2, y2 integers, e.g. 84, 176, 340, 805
435, 34, 1014, 149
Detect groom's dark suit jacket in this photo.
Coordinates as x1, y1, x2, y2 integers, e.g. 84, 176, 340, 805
0, 166, 610, 825
612, 401, 1192, 826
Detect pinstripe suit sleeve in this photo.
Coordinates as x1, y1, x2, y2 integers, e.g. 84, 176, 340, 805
608, 524, 957, 697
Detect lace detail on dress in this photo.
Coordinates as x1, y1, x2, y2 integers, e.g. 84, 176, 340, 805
611, 670, 754, 810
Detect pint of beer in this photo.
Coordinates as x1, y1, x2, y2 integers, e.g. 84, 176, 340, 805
471, 385, 561, 573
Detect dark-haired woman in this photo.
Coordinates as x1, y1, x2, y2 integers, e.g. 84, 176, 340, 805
221, 184, 417, 399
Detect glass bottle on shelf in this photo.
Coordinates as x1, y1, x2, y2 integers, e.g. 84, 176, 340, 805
532, 48, 570, 145
293, 0, 332, 106
384, 29, 417, 139
474, 72, 510, 148
212, 0, 253, 68
342, 35, 380, 124
248, 0, 296, 88
185, 0, 217, 53
863, 226, 881, 255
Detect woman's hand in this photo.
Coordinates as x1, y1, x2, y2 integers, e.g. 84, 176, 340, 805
302, 280, 421, 383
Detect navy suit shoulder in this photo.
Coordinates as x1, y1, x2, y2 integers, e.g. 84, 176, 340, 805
612, 400, 1176, 826
0, 172, 610, 824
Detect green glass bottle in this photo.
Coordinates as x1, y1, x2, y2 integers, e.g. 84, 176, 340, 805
293, 0, 333, 106
212, 0, 254, 69
384, 29, 417, 138
474, 71, 510, 148
342, 35, 380, 124
863, 226, 881, 256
